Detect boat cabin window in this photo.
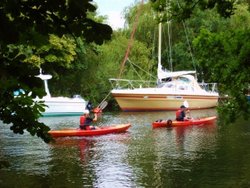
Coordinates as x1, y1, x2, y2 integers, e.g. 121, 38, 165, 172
157, 76, 192, 89
73, 95, 83, 99
176, 77, 190, 83
161, 77, 172, 82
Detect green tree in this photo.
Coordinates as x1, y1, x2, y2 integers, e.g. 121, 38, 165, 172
150, 0, 235, 20
193, 4, 250, 122
90, 31, 155, 109
0, 0, 112, 142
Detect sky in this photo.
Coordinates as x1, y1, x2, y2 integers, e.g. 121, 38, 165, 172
94, 0, 136, 30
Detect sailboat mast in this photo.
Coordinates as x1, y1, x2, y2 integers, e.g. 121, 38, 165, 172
158, 22, 162, 76
167, 20, 173, 71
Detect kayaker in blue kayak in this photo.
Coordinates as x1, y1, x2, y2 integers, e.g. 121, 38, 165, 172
79, 112, 98, 130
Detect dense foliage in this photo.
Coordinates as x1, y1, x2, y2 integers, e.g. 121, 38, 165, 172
193, 4, 250, 122
0, 0, 112, 142
150, 0, 235, 20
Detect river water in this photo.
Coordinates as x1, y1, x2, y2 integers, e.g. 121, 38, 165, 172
1, 109, 250, 188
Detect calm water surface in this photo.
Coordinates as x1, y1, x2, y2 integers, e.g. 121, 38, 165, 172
1, 109, 250, 188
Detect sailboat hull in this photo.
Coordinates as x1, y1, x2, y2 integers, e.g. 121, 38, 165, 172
112, 92, 218, 111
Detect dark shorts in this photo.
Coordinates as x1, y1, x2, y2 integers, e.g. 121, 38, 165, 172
80, 125, 90, 130
176, 118, 184, 121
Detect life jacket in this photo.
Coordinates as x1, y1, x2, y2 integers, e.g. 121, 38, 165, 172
80, 115, 86, 125
79, 115, 92, 130
176, 109, 182, 120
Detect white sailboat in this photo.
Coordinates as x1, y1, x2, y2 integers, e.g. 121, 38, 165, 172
35, 72, 89, 116
109, 12, 219, 111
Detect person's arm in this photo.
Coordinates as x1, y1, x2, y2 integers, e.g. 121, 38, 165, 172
93, 113, 98, 122
186, 109, 191, 119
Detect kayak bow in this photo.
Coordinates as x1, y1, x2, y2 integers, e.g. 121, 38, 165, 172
49, 123, 131, 137
152, 116, 217, 128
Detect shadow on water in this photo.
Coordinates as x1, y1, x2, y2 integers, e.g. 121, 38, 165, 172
1, 108, 250, 187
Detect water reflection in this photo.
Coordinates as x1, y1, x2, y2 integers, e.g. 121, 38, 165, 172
47, 131, 134, 187
2, 109, 250, 187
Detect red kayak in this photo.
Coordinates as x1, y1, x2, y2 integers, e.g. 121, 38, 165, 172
49, 123, 131, 137
152, 116, 217, 129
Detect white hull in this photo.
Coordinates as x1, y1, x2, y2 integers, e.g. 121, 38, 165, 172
35, 97, 88, 116
35, 72, 88, 116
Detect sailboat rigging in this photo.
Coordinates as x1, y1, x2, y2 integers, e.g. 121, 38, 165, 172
109, 1, 219, 111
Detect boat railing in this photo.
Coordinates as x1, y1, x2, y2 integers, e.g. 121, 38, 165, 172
199, 82, 218, 93
109, 78, 156, 89
109, 78, 218, 93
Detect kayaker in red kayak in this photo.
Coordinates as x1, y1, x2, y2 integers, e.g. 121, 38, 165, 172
79, 112, 98, 130
176, 105, 191, 121
79, 100, 107, 130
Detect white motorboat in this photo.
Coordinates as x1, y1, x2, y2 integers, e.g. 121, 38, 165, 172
35, 73, 89, 116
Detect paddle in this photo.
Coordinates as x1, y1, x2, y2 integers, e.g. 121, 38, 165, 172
183, 100, 189, 108
183, 100, 191, 119
92, 91, 111, 113
99, 101, 108, 110
93, 101, 108, 113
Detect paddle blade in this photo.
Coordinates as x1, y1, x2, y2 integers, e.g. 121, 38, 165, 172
98, 101, 108, 110
92, 101, 108, 113
183, 100, 189, 108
